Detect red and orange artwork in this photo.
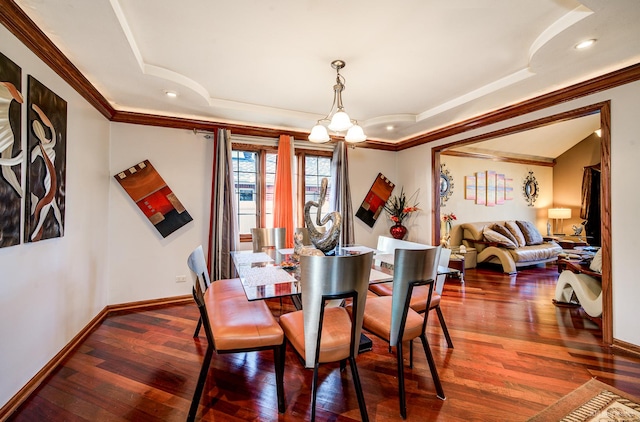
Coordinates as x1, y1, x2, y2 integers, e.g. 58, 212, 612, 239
115, 160, 192, 238
355, 173, 395, 228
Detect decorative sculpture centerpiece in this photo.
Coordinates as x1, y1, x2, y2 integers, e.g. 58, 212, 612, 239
302, 177, 342, 254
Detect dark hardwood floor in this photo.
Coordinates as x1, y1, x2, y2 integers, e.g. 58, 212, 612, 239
7, 263, 640, 421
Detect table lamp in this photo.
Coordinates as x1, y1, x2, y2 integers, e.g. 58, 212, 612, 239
548, 208, 571, 235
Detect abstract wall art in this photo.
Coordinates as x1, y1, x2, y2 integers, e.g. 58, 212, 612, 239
115, 160, 193, 238
25, 76, 67, 243
355, 173, 395, 228
0, 52, 23, 248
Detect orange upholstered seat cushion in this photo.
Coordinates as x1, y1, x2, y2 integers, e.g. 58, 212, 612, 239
369, 283, 439, 313
204, 278, 284, 351
279, 307, 353, 364
362, 296, 424, 342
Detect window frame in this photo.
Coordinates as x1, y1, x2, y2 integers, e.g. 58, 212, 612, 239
231, 141, 332, 244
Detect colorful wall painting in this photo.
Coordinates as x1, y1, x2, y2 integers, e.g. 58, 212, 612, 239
505, 178, 514, 200
0, 52, 23, 248
465, 175, 476, 200
24, 76, 67, 243
486, 171, 496, 206
496, 173, 505, 205
475, 171, 486, 205
355, 173, 395, 228
115, 160, 193, 238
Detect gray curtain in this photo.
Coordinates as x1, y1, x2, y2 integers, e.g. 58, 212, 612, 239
208, 128, 239, 280
330, 141, 355, 247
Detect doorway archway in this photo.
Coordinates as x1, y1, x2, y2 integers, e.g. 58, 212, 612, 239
432, 102, 612, 344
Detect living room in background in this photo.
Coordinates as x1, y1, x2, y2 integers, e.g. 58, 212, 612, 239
432, 103, 612, 344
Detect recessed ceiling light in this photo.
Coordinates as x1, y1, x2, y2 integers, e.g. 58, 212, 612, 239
575, 39, 596, 50
164, 90, 178, 98
386, 125, 394, 131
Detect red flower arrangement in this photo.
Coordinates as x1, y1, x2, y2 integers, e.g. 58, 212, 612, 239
384, 187, 420, 224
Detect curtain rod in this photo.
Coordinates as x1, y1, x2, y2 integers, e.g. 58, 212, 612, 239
193, 128, 214, 139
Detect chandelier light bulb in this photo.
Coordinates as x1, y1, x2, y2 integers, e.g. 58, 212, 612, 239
345, 124, 367, 143
308, 124, 330, 143
328, 111, 353, 132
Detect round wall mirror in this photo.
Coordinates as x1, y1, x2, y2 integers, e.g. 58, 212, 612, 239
440, 164, 454, 206
522, 171, 539, 206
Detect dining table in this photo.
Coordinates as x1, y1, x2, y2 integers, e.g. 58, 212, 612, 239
231, 245, 458, 353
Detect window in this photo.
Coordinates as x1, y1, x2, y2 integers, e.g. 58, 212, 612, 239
303, 155, 332, 225
231, 140, 332, 242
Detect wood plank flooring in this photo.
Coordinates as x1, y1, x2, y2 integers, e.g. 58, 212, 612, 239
7, 263, 640, 421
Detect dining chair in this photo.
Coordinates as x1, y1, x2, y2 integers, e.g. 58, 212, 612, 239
279, 251, 373, 422
251, 227, 286, 253
361, 247, 445, 419
369, 246, 454, 348
187, 245, 285, 421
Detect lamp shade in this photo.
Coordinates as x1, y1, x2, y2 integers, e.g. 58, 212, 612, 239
328, 111, 353, 132
345, 124, 367, 143
308, 124, 330, 143
548, 208, 571, 219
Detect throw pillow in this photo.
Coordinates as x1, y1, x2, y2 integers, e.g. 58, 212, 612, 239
516, 221, 544, 245
491, 223, 518, 245
505, 221, 526, 247
483, 228, 517, 249
589, 249, 603, 273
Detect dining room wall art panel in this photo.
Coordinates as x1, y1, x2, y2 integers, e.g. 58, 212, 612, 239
0, 52, 24, 248
115, 160, 193, 238
24, 76, 67, 243
355, 172, 395, 228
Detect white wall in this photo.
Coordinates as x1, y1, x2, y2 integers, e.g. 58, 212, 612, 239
348, 147, 398, 248
107, 124, 213, 304
0, 26, 111, 406
387, 82, 640, 347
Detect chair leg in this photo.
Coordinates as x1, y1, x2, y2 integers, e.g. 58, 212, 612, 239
409, 339, 414, 369
419, 334, 445, 400
340, 359, 347, 371
348, 356, 369, 422
188, 345, 214, 422
396, 341, 407, 419
435, 306, 454, 348
274, 343, 286, 413
193, 316, 202, 338
311, 364, 320, 422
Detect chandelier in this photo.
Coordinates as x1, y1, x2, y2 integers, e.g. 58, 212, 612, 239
308, 60, 367, 144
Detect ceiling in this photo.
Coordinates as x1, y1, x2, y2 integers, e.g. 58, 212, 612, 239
12, 0, 640, 151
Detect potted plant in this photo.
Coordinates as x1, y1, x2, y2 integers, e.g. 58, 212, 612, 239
384, 187, 420, 239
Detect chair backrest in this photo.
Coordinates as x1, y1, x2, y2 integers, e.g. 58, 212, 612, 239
251, 228, 286, 253
390, 246, 442, 346
376, 235, 432, 253
298, 251, 374, 367
435, 247, 452, 295
187, 246, 215, 343
187, 245, 211, 303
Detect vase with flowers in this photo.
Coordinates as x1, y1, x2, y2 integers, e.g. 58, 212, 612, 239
441, 212, 457, 235
384, 187, 420, 239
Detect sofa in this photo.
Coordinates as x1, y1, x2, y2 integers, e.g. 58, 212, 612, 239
449, 221, 562, 274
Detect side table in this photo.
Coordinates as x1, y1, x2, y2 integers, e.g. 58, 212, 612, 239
448, 254, 465, 283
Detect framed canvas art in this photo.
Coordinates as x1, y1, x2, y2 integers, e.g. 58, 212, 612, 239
25, 76, 67, 243
465, 175, 476, 200
486, 171, 496, 206
0, 52, 23, 248
475, 171, 486, 205
115, 160, 193, 237
355, 173, 395, 228
496, 173, 505, 205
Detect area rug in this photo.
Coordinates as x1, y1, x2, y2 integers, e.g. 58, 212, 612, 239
528, 378, 640, 421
